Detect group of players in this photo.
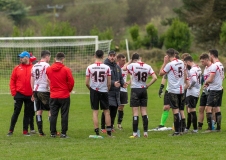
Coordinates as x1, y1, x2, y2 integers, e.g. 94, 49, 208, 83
86, 48, 224, 138
7, 48, 224, 138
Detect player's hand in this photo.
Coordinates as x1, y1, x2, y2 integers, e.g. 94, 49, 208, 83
31, 95, 34, 102
163, 55, 169, 64
114, 81, 120, 88
158, 84, 164, 98
123, 82, 128, 88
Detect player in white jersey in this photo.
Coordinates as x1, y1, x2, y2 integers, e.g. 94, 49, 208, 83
205, 49, 224, 131
116, 54, 130, 130
198, 53, 212, 130
183, 56, 202, 133
85, 50, 113, 137
31, 50, 51, 136
159, 48, 185, 136
124, 53, 157, 138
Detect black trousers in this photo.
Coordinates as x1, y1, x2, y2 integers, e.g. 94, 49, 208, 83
101, 105, 118, 129
49, 97, 70, 135
9, 95, 33, 132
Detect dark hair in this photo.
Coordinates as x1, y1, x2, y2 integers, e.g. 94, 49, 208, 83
199, 53, 209, 60
41, 50, 51, 58
131, 53, 139, 60
209, 49, 218, 58
117, 54, 125, 59
175, 54, 180, 59
108, 50, 116, 55
166, 48, 175, 57
95, 50, 104, 58
56, 52, 65, 61
183, 56, 193, 62
174, 49, 179, 55
181, 53, 190, 60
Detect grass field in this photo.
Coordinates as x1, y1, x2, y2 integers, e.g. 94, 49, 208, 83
1, 81, 226, 160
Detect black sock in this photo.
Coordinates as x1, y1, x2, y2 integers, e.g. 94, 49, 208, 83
186, 113, 191, 130
191, 111, 197, 130
207, 112, 212, 130
181, 118, 186, 132
36, 115, 43, 134
133, 116, 139, 132
174, 113, 180, 133
101, 112, 105, 129
198, 122, 203, 128
142, 115, 148, 132
106, 126, 111, 136
94, 128, 99, 135
215, 112, 222, 130
118, 110, 124, 124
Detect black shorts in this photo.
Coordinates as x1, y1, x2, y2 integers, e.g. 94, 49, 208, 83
120, 91, 128, 105
168, 92, 185, 110
33, 91, 50, 111
90, 88, 109, 110
184, 90, 188, 106
130, 88, 147, 107
206, 90, 223, 107
199, 92, 208, 106
186, 95, 199, 109
163, 90, 170, 105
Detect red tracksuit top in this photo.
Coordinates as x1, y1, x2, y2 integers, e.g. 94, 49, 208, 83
10, 63, 33, 96
46, 62, 74, 98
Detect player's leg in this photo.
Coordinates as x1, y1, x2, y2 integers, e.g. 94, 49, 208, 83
34, 92, 44, 135
23, 98, 33, 135
101, 92, 112, 136
29, 101, 36, 134
185, 96, 191, 132
49, 98, 60, 136
140, 107, 148, 137
205, 90, 215, 131
109, 105, 118, 130
198, 92, 207, 130
158, 91, 170, 128
179, 93, 186, 133
130, 88, 140, 137
117, 91, 128, 129
188, 96, 198, 133
60, 97, 70, 137
132, 107, 139, 137
168, 93, 180, 135
214, 90, 223, 131
7, 98, 23, 135
140, 88, 148, 137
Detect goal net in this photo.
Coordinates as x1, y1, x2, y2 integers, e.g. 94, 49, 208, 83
0, 36, 112, 94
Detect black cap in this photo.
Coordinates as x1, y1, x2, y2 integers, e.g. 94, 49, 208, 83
108, 50, 116, 55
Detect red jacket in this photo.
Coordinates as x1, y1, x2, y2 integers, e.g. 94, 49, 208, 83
10, 63, 33, 96
46, 62, 74, 98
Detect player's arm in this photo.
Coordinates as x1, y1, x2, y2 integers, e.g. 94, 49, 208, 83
147, 73, 157, 88
205, 72, 215, 85
107, 75, 111, 91
122, 59, 132, 71
9, 67, 17, 96
159, 55, 169, 76
85, 76, 90, 90
158, 75, 167, 97
30, 75, 35, 101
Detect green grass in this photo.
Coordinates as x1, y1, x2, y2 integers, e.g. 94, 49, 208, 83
1, 81, 226, 160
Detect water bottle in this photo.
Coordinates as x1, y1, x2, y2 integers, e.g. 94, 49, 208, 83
211, 120, 215, 130
137, 130, 140, 137
89, 135, 104, 139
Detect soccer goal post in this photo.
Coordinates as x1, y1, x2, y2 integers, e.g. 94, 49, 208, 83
0, 36, 112, 94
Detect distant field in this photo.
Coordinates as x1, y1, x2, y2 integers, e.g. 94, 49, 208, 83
1, 81, 226, 159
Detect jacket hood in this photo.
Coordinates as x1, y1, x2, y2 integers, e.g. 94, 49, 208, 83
52, 62, 64, 71
104, 58, 116, 66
